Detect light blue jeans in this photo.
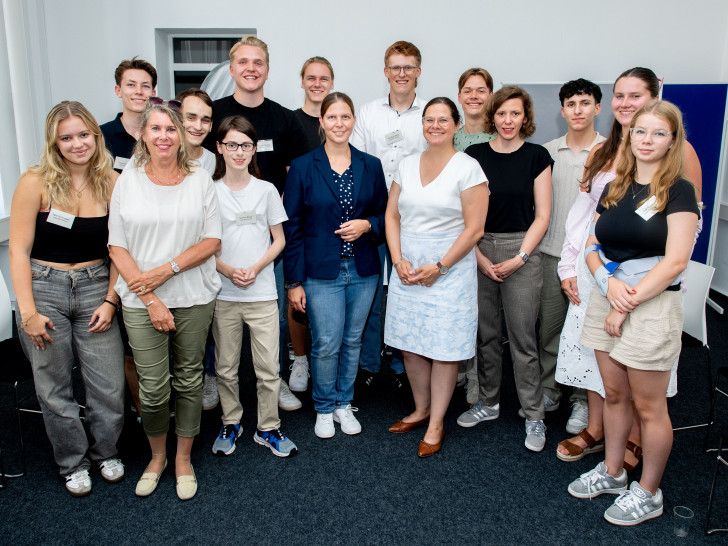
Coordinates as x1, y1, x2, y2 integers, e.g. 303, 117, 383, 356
304, 257, 378, 413
18, 260, 125, 476
360, 243, 404, 374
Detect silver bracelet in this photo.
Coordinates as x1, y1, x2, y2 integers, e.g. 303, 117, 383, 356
145, 300, 156, 307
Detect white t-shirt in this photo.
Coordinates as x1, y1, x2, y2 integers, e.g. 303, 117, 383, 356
396, 152, 488, 233
109, 165, 222, 309
215, 177, 288, 302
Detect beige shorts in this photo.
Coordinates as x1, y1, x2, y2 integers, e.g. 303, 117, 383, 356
579, 285, 683, 371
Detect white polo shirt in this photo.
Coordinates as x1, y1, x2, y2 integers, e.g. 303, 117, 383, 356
350, 95, 428, 191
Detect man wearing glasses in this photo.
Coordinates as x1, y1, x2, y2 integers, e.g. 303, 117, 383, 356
100, 57, 157, 173
350, 40, 427, 395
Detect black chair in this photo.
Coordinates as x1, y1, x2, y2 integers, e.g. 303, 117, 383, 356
0, 337, 36, 488
705, 367, 728, 452
706, 423, 728, 534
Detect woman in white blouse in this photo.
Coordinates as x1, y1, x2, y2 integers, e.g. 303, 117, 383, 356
109, 100, 221, 501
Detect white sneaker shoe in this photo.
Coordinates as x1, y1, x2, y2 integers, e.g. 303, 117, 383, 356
278, 380, 302, 411
65, 469, 92, 497
202, 375, 219, 410
98, 458, 125, 484
566, 399, 590, 434
288, 358, 309, 392
315, 413, 335, 438
333, 404, 362, 435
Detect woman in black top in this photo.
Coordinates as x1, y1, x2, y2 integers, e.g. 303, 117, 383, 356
9, 101, 125, 497
568, 100, 699, 526
459, 86, 553, 452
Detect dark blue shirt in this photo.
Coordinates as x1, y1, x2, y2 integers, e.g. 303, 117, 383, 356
332, 166, 354, 256
100, 113, 137, 173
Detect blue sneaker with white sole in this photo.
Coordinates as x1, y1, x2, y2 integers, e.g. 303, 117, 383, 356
254, 429, 298, 457
212, 424, 242, 456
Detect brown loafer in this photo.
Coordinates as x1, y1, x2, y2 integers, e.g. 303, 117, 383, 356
418, 432, 444, 458
389, 417, 429, 434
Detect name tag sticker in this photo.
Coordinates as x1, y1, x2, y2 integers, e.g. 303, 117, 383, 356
385, 130, 404, 145
236, 211, 257, 225
635, 195, 658, 221
257, 139, 274, 152
47, 208, 75, 229
113, 156, 129, 170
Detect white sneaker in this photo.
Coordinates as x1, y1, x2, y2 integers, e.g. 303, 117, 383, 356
566, 399, 590, 434
278, 380, 302, 411
333, 404, 362, 435
315, 413, 335, 438
98, 458, 125, 484
288, 358, 309, 392
202, 375, 219, 410
525, 419, 547, 452
65, 469, 92, 497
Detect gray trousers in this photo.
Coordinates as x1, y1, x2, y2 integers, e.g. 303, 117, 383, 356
19, 261, 125, 476
538, 253, 587, 404
476, 232, 545, 420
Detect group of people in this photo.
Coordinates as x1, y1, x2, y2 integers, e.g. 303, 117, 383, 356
8, 35, 702, 527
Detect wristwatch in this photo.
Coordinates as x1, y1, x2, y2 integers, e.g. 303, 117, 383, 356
436, 261, 449, 275
170, 260, 181, 275
517, 251, 529, 263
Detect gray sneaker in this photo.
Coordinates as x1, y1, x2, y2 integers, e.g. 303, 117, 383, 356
202, 374, 219, 410
254, 429, 298, 457
456, 400, 499, 427
604, 481, 663, 526
518, 394, 559, 418
525, 419, 547, 452
566, 399, 590, 434
568, 461, 628, 499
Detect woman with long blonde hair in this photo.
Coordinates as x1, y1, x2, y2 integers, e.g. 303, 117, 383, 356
567, 100, 699, 526
9, 101, 125, 497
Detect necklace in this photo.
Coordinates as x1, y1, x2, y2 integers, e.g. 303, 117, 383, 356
631, 182, 649, 199
72, 181, 89, 198
147, 165, 183, 186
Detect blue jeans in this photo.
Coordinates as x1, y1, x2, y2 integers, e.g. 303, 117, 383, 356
360, 243, 404, 374
274, 259, 288, 373
305, 257, 378, 413
18, 260, 125, 476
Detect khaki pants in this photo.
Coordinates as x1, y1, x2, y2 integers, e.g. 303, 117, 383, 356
212, 299, 281, 431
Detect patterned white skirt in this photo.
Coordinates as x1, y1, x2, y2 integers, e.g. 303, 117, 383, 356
384, 229, 477, 361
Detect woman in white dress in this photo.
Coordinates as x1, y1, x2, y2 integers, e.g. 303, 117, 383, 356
384, 97, 489, 457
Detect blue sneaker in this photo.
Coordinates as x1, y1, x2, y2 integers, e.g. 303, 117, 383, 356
212, 424, 242, 456
254, 429, 298, 457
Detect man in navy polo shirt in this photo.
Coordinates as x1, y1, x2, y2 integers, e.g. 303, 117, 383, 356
100, 57, 157, 172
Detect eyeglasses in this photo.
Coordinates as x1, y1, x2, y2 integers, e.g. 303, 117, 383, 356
422, 117, 454, 126
221, 141, 255, 152
630, 127, 672, 141
386, 65, 417, 75
148, 97, 182, 110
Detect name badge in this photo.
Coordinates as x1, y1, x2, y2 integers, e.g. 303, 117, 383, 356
635, 195, 658, 221
385, 130, 404, 145
236, 211, 257, 225
257, 139, 274, 152
113, 156, 129, 170
47, 208, 75, 229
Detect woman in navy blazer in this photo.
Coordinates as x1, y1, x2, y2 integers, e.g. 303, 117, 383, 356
283, 92, 387, 439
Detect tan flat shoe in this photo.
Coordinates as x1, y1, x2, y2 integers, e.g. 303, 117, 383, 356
176, 464, 197, 501
135, 459, 167, 497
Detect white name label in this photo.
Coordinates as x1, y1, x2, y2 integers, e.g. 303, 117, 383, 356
257, 139, 274, 152
236, 210, 257, 225
635, 195, 658, 221
113, 156, 129, 170
385, 130, 404, 145
47, 208, 75, 229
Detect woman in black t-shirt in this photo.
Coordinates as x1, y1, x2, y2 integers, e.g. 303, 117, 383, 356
460, 86, 553, 452
568, 100, 699, 526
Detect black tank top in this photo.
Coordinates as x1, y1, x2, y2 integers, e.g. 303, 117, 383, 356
30, 211, 109, 263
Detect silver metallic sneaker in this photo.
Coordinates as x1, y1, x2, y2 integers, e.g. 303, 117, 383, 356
456, 400, 499, 427
525, 419, 547, 452
568, 461, 628, 499
202, 374, 219, 410
566, 399, 590, 435
604, 481, 663, 526
278, 380, 302, 411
